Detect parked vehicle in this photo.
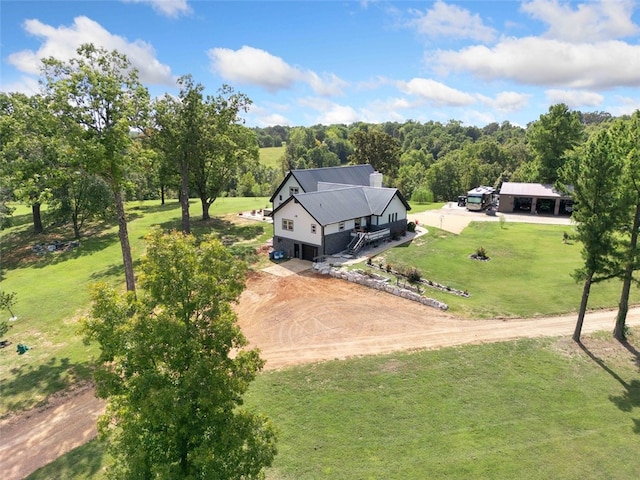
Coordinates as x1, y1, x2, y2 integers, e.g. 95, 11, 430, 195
466, 186, 495, 211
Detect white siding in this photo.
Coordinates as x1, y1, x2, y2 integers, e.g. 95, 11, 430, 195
379, 195, 407, 225
273, 176, 303, 209
325, 218, 356, 235
273, 201, 321, 245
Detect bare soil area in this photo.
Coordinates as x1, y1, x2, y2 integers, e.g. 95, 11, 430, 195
2, 269, 639, 480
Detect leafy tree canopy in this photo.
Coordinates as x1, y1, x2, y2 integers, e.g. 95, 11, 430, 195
82, 230, 277, 479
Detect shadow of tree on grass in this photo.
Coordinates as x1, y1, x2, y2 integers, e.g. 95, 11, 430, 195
577, 339, 640, 434
3, 356, 94, 413
154, 216, 265, 246
25, 438, 108, 480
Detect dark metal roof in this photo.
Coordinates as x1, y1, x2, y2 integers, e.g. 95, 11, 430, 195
285, 186, 408, 226
291, 164, 375, 192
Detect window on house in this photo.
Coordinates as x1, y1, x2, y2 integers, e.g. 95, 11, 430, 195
282, 219, 294, 231
339, 222, 345, 231
289, 187, 299, 195
279, 194, 282, 201
311, 224, 317, 234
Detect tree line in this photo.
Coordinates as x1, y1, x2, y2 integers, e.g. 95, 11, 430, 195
1, 44, 638, 476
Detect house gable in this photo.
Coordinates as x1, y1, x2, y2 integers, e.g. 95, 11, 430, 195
270, 164, 411, 258
270, 164, 376, 208
272, 197, 322, 246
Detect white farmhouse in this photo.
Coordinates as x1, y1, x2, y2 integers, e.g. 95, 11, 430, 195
270, 164, 411, 260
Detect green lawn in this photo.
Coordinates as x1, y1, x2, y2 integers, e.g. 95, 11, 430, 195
260, 146, 286, 170
6, 197, 640, 479
0, 198, 270, 415
370, 221, 640, 318
28, 333, 640, 480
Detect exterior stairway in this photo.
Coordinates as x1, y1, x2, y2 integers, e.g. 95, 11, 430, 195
345, 228, 390, 256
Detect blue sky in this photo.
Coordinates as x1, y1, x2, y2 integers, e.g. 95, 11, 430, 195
1, 0, 639, 127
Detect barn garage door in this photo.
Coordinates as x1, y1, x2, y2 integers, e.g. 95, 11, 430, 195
302, 244, 318, 261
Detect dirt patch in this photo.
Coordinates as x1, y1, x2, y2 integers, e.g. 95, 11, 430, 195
3, 269, 640, 479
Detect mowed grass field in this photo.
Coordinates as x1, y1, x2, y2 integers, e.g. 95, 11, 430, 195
3, 196, 640, 479
0, 198, 270, 415
28, 335, 640, 479
259, 145, 286, 170
372, 221, 640, 318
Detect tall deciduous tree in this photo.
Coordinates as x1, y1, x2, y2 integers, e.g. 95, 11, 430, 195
528, 103, 584, 183
42, 44, 150, 292
613, 110, 640, 340
561, 129, 625, 341
152, 75, 206, 234
192, 102, 258, 220
0, 92, 59, 233
82, 230, 277, 479
349, 128, 401, 184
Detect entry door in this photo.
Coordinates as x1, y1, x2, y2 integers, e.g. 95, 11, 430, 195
294, 243, 300, 258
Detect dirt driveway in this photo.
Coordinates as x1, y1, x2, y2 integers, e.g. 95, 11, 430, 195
2, 269, 639, 480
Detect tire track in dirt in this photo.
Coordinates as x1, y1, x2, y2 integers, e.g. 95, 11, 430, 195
2, 270, 638, 479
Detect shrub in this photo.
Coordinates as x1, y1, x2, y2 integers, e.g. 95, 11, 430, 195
475, 246, 488, 259
228, 245, 259, 264
407, 221, 416, 233
406, 267, 421, 283
411, 187, 434, 204
386, 264, 392, 273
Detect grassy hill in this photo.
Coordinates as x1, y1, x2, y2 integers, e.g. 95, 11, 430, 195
0, 198, 270, 415
4, 200, 640, 479
28, 334, 640, 479
259, 145, 285, 170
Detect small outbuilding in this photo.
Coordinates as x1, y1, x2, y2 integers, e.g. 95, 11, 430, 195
497, 182, 573, 215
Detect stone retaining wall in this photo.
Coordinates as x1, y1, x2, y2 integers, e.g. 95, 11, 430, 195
313, 263, 449, 311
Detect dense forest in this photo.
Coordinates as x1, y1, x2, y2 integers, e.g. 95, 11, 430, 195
0, 42, 627, 239
251, 107, 614, 202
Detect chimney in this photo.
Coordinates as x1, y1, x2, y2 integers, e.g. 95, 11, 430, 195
370, 172, 383, 188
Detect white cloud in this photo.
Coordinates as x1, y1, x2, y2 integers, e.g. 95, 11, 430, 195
256, 112, 291, 127
297, 97, 367, 125
317, 104, 361, 125
356, 76, 395, 91
545, 89, 604, 107
521, 0, 639, 42
434, 37, 640, 89
408, 0, 496, 42
465, 110, 497, 127
208, 46, 346, 96
609, 96, 640, 117
0, 76, 41, 95
487, 91, 532, 113
370, 97, 417, 111
398, 78, 476, 106
122, 0, 192, 18
7, 16, 174, 85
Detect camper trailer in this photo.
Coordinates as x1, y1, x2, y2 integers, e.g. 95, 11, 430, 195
466, 186, 495, 211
